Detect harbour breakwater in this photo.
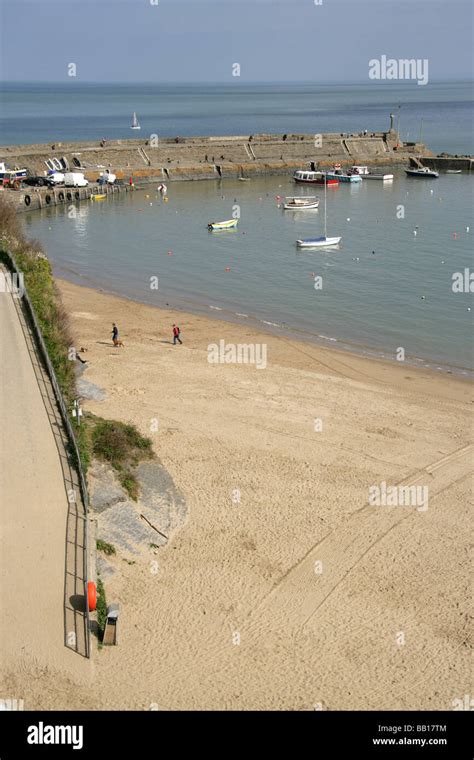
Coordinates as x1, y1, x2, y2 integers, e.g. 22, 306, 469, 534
1, 129, 470, 213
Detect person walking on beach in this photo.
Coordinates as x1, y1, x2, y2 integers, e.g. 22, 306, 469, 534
112, 322, 121, 347
172, 324, 182, 345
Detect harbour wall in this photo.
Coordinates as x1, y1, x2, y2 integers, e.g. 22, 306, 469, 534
2, 130, 470, 213
2, 130, 426, 181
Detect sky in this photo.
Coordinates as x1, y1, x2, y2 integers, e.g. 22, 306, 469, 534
0, 0, 472, 83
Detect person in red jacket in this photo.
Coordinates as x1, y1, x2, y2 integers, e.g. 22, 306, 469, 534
172, 324, 182, 345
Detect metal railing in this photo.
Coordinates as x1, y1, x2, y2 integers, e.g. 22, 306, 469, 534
1, 248, 91, 658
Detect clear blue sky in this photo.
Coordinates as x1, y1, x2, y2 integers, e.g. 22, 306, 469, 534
0, 0, 472, 83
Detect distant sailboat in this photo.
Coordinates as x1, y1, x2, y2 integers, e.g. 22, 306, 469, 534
131, 112, 141, 130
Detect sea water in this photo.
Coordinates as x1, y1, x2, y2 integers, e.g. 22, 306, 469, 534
24, 171, 473, 374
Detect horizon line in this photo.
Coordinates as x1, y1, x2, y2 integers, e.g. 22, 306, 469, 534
1, 78, 473, 86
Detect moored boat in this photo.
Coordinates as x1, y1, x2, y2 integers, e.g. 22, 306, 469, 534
293, 169, 338, 186
405, 167, 439, 178
0, 161, 27, 182
296, 236, 341, 248
283, 196, 320, 210
325, 164, 362, 183
296, 173, 341, 249
351, 165, 394, 181
208, 218, 238, 231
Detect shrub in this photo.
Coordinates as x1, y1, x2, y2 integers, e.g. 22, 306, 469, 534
96, 540, 116, 556
96, 578, 107, 639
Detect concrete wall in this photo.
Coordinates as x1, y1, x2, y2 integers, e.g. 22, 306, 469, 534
1, 131, 433, 186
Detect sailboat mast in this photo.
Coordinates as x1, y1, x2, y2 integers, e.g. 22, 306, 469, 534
324, 171, 327, 238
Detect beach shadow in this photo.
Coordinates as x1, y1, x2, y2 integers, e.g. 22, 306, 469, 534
158, 340, 174, 344
89, 620, 100, 638
97, 341, 114, 346
69, 593, 86, 613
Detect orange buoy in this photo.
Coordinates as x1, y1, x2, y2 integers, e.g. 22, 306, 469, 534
87, 581, 97, 612
225, 266, 231, 272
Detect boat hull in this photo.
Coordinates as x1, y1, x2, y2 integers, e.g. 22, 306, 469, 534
284, 201, 320, 210
294, 176, 338, 185
325, 173, 362, 183
405, 169, 439, 178
208, 219, 238, 231
296, 236, 341, 248
361, 174, 394, 181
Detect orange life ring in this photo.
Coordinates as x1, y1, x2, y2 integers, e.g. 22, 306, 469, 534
87, 581, 97, 612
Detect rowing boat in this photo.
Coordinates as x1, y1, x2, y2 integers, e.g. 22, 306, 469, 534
296, 236, 341, 248
208, 218, 238, 231
91, 194, 107, 200
283, 196, 320, 210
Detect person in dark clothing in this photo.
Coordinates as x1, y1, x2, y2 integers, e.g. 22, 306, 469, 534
172, 324, 182, 345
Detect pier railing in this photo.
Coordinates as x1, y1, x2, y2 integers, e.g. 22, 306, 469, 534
1, 247, 91, 659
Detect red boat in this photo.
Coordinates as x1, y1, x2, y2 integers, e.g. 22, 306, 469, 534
293, 170, 339, 186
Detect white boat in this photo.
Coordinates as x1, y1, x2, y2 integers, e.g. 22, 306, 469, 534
351, 165, 394, 181
283, 196, 320, 210
446, 169, 462, 174
296, 174, 341, 248
0, 161, 27, 182
297, 236, 341, 248
405, 167, 439, 178
131, 112, 141, 130
208, 218, 238, 231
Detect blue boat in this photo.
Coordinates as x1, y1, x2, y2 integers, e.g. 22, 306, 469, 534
324, 165, 362, 183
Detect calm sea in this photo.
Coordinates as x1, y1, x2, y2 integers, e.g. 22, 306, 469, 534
24, 172, 473, 374
1, 80, 473, 155
4, 81, 473, 373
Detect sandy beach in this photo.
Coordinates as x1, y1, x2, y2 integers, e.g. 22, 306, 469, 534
9, 277, 472, 711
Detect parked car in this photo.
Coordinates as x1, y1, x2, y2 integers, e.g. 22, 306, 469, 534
23, 176, 57, 188
64, 172, 88, 187
47, 172, 65, 184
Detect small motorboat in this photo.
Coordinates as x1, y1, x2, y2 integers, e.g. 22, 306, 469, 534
293, 170, 338, 186
446, 169, 462, 174
91, 193, 107, 201
351, 166, 394, 181
405, 167, 439, 178
208, 218, 238, 231
325, 164, 362, 183
283, 196, 319, 210
296, 236, 341, 248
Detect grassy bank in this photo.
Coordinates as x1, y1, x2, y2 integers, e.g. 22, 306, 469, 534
0, 195, 153, 494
